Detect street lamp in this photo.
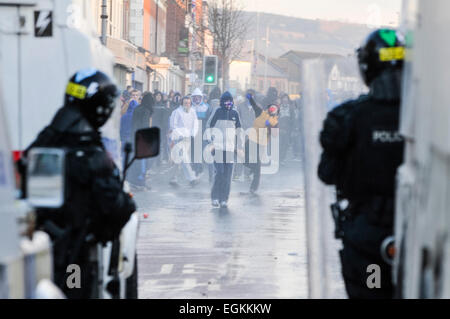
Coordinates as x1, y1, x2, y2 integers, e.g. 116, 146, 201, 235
101, 0, 108, 46
262, 26, 270, 92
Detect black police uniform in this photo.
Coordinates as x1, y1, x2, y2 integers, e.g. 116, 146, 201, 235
318, 86, 404, 298
26, 94, 135, 299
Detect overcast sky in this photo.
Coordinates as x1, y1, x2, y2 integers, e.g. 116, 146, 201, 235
239, 0, 402, 26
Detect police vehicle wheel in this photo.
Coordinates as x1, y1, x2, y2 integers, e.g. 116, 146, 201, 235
126, 254, 138, 299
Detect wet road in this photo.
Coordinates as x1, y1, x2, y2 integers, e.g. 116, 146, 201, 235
134, 159, 342, 299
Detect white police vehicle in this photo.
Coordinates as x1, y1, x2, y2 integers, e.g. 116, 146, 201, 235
0, 0, 148, 299
0, 77, 64, 298
394, 0, 450, 298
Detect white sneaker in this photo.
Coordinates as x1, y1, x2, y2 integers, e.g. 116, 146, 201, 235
220, 201, 228, 208
212, 200, 220, 208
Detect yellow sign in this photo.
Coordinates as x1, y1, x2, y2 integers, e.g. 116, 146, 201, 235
379, 47, 405, 62
66, 82, 87, 99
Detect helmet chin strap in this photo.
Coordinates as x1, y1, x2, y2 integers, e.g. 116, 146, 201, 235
370, 69, 402, 101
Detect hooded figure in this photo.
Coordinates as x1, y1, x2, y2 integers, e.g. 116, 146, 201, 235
207, 92, 242, 208
207, 92, 242, 154
262, 87, 279, 109
192, 87, 212, 132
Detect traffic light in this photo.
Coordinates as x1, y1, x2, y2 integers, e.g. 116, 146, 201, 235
203, 55, 218, 85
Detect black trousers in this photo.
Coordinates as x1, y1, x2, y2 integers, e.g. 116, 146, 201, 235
243, 139, 261, 192
339, 242, 393, 299
279, 129, 290, 161
339, 203, 394, 299
211, 161, 234, 202
54, 241, 96, 299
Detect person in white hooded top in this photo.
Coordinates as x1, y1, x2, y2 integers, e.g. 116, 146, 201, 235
169, 96, 200, 186
191, 87, 213, 178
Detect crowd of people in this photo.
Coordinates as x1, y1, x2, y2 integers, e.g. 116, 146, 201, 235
119, 85, 304, 206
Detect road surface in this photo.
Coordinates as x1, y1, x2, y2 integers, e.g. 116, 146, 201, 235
134, 158, 345, 299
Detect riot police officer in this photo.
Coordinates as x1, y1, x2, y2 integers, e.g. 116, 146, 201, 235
318, 29, 405, 299
25, 69, 136, 298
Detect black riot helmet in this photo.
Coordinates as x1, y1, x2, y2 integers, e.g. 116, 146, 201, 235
357, 29, 405, 86
64, 68, 119, 129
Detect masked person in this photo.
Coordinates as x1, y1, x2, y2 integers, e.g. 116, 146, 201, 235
25, 69, 136, 298
244, 94, 279, 194
318, 29, 405, 299
207, 92, 242, 208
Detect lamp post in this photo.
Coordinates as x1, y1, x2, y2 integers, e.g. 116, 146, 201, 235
263, 26, 270, 92
153, 0, 159, 90
101, 0, 108, 45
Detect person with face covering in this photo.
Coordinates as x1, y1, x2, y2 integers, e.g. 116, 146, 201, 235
244, 93, 279, 194
207, 92, 242, 208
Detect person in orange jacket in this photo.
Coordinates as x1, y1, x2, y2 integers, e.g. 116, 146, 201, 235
242, 93, 279, 194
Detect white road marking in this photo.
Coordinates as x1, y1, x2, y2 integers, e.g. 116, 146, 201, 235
182, 278, 197, 290
142, 278, 198, 292
182, 264, 195, 274
160, 264, 174, 274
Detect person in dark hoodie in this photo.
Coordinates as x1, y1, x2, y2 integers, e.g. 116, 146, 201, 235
153, 91, 169, 163
207, 91, 242, 208
128, 92, 154, 190
262, 87, 279, 110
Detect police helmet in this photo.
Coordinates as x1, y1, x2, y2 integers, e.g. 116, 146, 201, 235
64, 68, 119, 128
357, 29, 405, 86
